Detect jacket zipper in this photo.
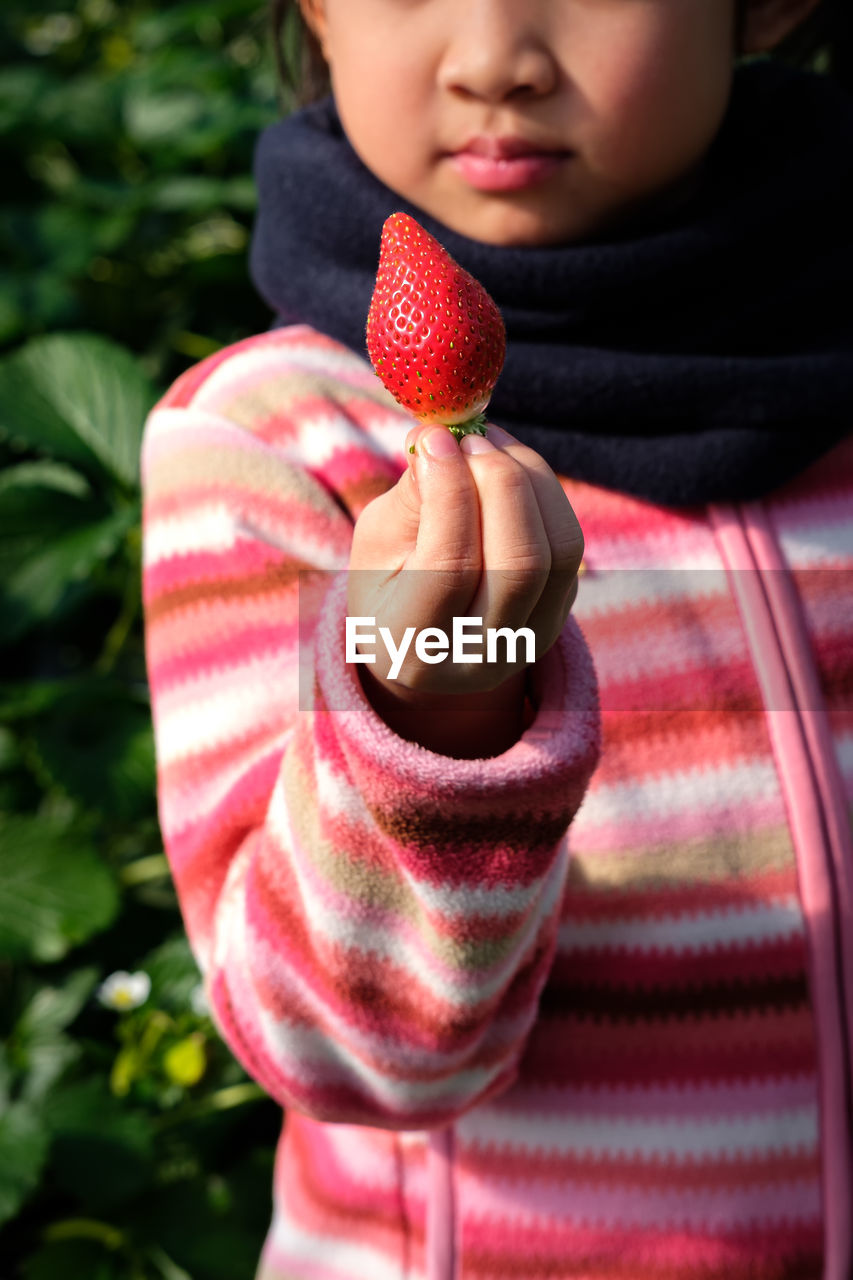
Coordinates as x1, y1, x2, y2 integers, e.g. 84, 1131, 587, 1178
709, 499, 853, 1280
426, 1126, 456, 1280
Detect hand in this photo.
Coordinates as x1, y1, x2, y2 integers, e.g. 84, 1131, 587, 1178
346, 422, 583, 752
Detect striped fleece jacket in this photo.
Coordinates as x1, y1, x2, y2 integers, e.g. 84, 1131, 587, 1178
141, 325, 853, 1280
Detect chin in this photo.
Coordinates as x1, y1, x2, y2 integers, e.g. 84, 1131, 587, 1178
435, 202, 566, 248
447, 188, 603, 248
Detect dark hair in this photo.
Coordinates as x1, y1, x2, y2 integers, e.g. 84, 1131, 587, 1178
270, 0, 850, 110
270, 0, 330, 108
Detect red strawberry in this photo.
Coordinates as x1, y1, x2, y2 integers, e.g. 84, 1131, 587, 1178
366, 212, 506, 439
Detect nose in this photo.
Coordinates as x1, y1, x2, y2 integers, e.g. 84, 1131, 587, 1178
437, 1, 558, 104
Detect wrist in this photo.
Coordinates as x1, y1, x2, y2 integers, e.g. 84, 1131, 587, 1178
357, 665, 529, 759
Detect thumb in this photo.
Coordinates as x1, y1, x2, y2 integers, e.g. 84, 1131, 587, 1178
408, 426, 482, 576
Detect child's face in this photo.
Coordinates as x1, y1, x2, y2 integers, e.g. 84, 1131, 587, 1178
301, 0, 741, 246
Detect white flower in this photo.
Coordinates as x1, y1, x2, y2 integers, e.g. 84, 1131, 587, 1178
97, 970, 151, 1011
190, 982, 210, 1017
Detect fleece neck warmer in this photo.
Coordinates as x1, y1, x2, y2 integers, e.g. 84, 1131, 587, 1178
250, 60, 853, 507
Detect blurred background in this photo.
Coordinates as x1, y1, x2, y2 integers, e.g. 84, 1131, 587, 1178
0, 2, 850, 1278
0, 3, 293, 1277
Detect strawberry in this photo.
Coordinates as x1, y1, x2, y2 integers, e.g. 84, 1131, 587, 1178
366, 212, 506, 440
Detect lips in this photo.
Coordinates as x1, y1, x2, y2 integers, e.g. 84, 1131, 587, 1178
461, 135, 564, 160
450, 135, 571, 192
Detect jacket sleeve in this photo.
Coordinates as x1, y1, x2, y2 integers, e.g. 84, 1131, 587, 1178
142, 328, 601, 1129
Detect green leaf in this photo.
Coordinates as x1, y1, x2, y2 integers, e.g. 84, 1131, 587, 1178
43, 1076, 155, 1210
0, 265, 78, 339
123, 87, 207, 146
142, 935, 202, 1013
0, 66, 54, 135
35, 73, 122, 146
0, 332, 158, 488
0, 725, 19, 769
31, 205, 102, 278
0, 493, 103, 584
0, 814, 119, 963
147, 174, 257, 213
131, 0, 262, 51
0, 1044, 14, 1111
0, 1101, 50, 1226
0, 344, 101, 476
31, 685, 155, 822
22, 1036, 82, 1107
17, 201, 137, 272
146, 1246, 193, 1280
22, 1239, 124, 1280
0, 679, 73, 721
130, 1178, 266, 1280
0, 273, 26, 345
0, 460, 92, 498
13, 968, 96, 1103
0, 505, 137, 645
17, 968, 100, 1040
0, 479, 99, 555
64, 176, 140, 216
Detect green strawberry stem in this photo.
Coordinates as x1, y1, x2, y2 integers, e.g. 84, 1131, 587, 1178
407, 414, 490, 453
447, 413, 488, 441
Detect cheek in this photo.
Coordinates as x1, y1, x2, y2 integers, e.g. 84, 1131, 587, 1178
581, 22, 733, 183
594, 58, 727, 183
331, 53, 431, 182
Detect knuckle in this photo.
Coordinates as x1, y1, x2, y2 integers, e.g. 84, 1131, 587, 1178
491, 557, 551, 607
500, 547, 552, 579
552, 524, 584, 574
424, 552, 480, 581
471, 446, 527, 488
496, 455, 534, 495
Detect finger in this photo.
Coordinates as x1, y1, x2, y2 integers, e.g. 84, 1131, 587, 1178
400, 424, 483, 625
458, 433, 552, 629
350, 453, 422, 572
484, 425, 584, 575
479, 424, 584, 647
523, 570, 580, 664
409, 426, 481, 569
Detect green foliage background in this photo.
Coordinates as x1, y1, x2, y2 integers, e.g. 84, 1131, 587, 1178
0, 3, 294, 1276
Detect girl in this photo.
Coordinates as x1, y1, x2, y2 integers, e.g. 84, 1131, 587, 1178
141, 2, 853, 1277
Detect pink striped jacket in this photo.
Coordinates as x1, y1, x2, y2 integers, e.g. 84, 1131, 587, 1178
141, 325, 853, 1280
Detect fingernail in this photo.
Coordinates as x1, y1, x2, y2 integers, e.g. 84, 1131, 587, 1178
460, 433, 494, 455
422, 427, 459, 459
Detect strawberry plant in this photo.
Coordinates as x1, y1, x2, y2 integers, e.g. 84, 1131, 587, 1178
0, 5, 290, 1270
0, 330, 280, 1280
0, 0, 286, 384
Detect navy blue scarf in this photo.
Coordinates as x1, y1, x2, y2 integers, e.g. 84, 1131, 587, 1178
249, 61, 853, 507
